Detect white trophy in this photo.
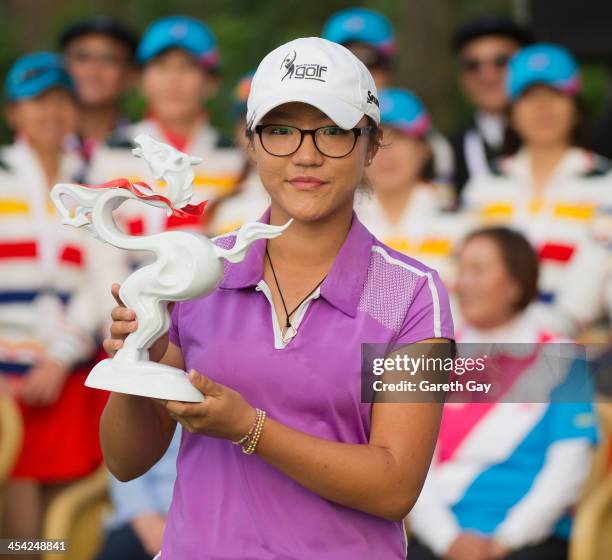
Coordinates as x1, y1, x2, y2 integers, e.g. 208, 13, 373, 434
51, 134, 291, 402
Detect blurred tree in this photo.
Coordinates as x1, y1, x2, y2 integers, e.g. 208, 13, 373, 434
394, 0, 458, 133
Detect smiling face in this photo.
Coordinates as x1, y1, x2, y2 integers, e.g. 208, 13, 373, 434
7, 88, 77, 152
64, 33, 135, 108
141, 48, 219, 123
456, 235, 522, 329
510, 85, 577, 148
249, 102, 380, 223
366, 125, 431, 192
458, 35, 520, 114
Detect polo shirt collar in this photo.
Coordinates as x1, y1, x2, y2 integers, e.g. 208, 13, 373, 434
218, 206, 374, 317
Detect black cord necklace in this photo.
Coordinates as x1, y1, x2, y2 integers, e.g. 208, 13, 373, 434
265, 246, 327, 338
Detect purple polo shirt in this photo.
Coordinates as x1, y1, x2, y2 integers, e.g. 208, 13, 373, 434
161, 207, 453, 559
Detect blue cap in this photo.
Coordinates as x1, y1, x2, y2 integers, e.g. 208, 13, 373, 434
5, 52, 74, 102
322, 8, 396, 57
379, 88, 431, 138
137, 16, 220, 71
507, 43, 581, 101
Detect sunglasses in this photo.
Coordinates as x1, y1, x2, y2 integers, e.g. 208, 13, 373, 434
458, 53, 510, 74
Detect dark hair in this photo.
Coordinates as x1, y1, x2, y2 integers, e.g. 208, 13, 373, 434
342, 41, 394, 70
463, 227, 539, 312
452, 15, 533, 53
419, 136, 435, 181
502, 91, 591, 156
58, 16, 138, 60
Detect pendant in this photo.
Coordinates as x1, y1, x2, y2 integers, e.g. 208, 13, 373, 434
281, 323, 297, 344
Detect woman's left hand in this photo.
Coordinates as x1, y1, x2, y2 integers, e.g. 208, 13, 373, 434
159, 370, 257, 442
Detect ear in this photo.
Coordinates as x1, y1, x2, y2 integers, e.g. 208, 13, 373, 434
365, 127, 382, 166
508, 280, 523, 310
4, 103, 18, 131
202, 72, 221, 103
246, 134, 257, 160
124, 65, 141, 91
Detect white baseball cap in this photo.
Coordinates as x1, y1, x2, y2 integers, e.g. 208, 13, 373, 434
247, 37, 380, 131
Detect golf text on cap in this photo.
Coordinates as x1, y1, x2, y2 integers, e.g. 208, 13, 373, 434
280, 50, 328, 82
367, 90, 379, 106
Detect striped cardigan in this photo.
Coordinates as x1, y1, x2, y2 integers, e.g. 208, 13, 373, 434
0, 140, 128, 373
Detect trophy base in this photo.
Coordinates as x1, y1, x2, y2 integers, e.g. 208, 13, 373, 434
85, 359, 204, 402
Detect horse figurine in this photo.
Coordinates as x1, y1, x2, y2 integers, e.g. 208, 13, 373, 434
50, 134, 291, 402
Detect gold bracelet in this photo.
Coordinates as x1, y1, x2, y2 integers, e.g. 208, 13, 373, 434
231, 408, 260, 446
240, 408, 264, 452
243, 409, 266, 455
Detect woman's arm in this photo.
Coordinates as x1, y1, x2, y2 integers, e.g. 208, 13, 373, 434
167, 338, 450, 521
255, 398, 442, 521
100, 342, 181, 481
100, 284, 180, 482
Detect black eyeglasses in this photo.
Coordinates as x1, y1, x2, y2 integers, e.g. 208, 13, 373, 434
253, 124, 374, 158
65, 48, 128, 68
458, 53, 510, 74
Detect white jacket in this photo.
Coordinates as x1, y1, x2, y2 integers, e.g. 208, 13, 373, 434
0, 140, 128, 369
462, 148, 612, 334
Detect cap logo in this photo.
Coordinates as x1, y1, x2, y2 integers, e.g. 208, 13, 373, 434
20, 68, 47, 83
280, 50, 327, 82
529, 53, 550, 71
346, 16, 366, 32
366, 90, 379, 107
170, 23, 189, 39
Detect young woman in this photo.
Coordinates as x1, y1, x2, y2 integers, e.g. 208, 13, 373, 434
462, 43, 612, 336
408, 227, 598, 560
0, 52, 126, 553
103, 38, 454, 559
357, 87, 464, 286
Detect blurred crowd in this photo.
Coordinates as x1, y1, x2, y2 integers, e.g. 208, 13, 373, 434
0, 7, 610, 560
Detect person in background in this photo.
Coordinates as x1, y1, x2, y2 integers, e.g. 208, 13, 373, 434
356, 88, 466, 286
59, 16, 138, 160
207, 70, 270, 236
322, 6, 454, 186
408, 227, 599, 560
462, 44, 612, 336
88, 15, 243, 235
322, 6, 395, 89
0, 53, 126, 558
449, 15, 532, 199
96, 428, 180, 560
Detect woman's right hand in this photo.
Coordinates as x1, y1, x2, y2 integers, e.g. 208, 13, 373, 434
103, 283, 171, 363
